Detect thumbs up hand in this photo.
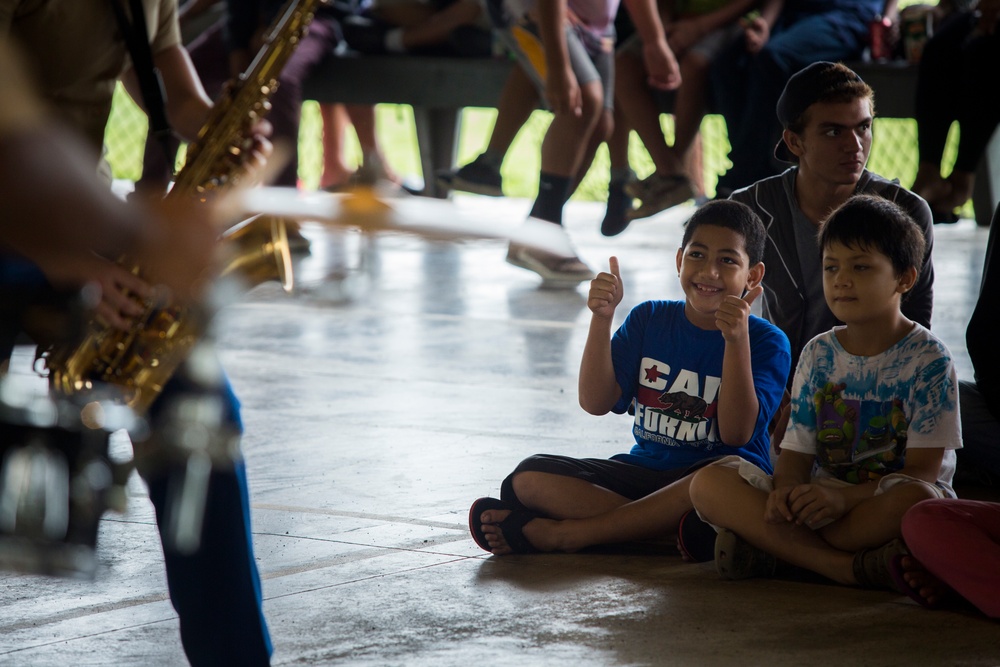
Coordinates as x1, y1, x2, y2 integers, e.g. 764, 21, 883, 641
716, 283, 762, 342
588, 256, 624, 320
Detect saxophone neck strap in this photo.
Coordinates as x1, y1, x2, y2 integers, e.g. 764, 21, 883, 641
108, 0, 173, 159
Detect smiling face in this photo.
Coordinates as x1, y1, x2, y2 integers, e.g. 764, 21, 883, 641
675, 224, 763, 330
822, 240, 915, 326
784, 97, 873, 186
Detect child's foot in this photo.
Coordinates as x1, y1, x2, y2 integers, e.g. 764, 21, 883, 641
852, 538, 909, 591
478, 507, 562, 555
889, 553, 953, 609
715, 528, 776, 579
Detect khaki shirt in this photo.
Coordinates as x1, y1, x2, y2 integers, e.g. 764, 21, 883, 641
0, 0, 180, 157
0, 39, 46, 134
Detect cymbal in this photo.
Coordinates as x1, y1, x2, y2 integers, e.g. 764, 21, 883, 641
233, 186, 576, 257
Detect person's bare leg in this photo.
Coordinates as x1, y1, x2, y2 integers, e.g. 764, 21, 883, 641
571, 107, 613, 191
945, 169, 975, 211
371, 3, 435, 28
817, 482, 938, 552
606, 106, 630, 172
319, 102, 353, 189
345, 103, 399, 183
484, 66, 539, 158
614, 50, 680, 176
670, 53, 710, 192
479, 475, 696, 555
540, 80, 603, 177
670, 54, 710, 163
690, 464, 858, 584
599, 106, 637, 234
911, 161, 948, 208
398, 0, 483, 50
511, 471, 631, 518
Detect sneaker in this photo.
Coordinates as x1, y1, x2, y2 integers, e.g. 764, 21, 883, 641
629, 173, 695, 221
438, 154, 503, 197
715, 528, 776, 580
852, 538, 909, 591
506, 241, 595, 285
601, 170, 637, 237
624, 171, 654, 199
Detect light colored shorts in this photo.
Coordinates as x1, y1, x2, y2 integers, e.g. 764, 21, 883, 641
711, 454, 954, 529
492, 8, 615, 110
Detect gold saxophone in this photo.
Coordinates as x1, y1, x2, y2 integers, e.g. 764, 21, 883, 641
42, 0, 324, 415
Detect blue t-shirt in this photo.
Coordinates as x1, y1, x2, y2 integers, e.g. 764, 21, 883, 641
609, 300, 791, 473
782, 0, 881, 43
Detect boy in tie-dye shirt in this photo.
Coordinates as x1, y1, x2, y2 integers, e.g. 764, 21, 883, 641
690, 194, 961, 593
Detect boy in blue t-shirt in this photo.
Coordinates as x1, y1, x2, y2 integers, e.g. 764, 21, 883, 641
469, 199, 791, 555
690, 195, 962, 590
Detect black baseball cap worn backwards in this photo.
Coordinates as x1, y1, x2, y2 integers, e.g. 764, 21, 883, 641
774, 61, 866, 162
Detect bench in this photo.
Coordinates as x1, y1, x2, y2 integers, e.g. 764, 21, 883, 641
302, 54, 514, 198
302, 53, 999, 224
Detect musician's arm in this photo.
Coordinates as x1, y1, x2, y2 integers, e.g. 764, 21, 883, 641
121, 44, 214, 143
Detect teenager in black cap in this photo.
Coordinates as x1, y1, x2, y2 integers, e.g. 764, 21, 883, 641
729, 60, 934, 378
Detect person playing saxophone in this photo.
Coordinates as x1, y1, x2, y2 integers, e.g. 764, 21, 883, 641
1, 1, 276, 663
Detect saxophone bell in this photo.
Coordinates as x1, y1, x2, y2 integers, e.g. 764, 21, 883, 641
218, 214, 294, 293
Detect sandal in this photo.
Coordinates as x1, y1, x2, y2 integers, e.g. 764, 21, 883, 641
852, 538, 909, 591
468, 497, 540, 555
677, 510, 716, 562
715, 528, 776, 580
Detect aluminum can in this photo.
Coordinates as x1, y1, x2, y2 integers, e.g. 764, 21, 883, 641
869, 15, 892, 61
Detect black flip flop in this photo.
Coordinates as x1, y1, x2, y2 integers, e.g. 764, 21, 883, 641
468, 497, 540, 555
677, 510, 717, 562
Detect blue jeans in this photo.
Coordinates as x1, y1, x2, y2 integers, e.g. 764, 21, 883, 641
2, 251, 272, 666
146, 372, 273, 666
710, 7, 872, 193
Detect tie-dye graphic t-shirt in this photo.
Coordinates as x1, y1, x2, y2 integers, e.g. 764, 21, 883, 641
609, 300, 791, 473
782, 324, 961, 491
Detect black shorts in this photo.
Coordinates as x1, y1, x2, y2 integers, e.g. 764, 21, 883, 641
499, 453, 721, 510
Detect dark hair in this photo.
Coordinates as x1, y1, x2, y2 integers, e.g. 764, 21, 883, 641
681, 199, 766, 265
819, 194, 925, 276
781, 62, 875, 135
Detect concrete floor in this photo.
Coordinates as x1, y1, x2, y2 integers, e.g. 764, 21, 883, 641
1, 195, 998, 666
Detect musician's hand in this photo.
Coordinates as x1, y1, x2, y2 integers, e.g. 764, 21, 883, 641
91, 260, 153, 331
244, 118, 273, 181
137, 196, 220, 304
